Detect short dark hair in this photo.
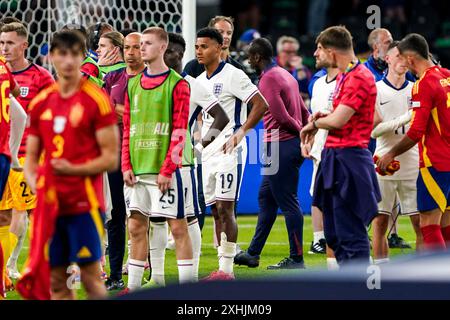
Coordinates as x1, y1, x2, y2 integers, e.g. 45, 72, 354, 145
248, 38, 273, 60
398, 33, 429, 60
50, 30, 86, 54
387, 40, 400, 51
316, 26, 353, 51
168, 33, 186, 52
197, 27, 223, 45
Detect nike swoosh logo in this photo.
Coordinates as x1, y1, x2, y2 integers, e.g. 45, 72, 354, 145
162, 205, 171, 209
380, 100, 390, 105
221, 190, 231, 194
25, 199, 32, 204
111, 84, 120, 88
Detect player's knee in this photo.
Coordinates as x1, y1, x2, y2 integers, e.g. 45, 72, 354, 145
170, 222, 188, 240
0, 210, 12, 226
216, 202, 233, 216
128, 219, 147, 240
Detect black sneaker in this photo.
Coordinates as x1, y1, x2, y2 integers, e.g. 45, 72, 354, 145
388, 233, 411, 249
234, 250, 260, 268
308, 239, 326, 254
105, 278, 125, 291
267, 257, 305, 270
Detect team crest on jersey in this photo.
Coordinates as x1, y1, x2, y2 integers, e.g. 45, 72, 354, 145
0, 64, 6, 75
213, 83, 223, 97
69, 103, 84, 127
20, 87, 29, 97
53, 116, 67, 134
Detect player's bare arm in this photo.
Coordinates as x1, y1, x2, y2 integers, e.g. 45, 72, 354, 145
23, 135, 41, 194
301, 105, 355, 145
223, 92, 268, 153
199, 103, 229, 149
376, 135, 417, 172
51, 124, 119, 175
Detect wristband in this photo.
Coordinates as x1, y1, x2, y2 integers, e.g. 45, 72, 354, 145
194, 142, 204, 153
313, 120, 318, 129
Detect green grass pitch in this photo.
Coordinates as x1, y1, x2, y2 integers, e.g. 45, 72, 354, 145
6, 215, 417, 300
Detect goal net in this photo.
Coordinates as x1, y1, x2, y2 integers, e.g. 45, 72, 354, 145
0, 0, 195, 66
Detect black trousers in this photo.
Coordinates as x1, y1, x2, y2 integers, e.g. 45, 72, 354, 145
106, 168, 127, 281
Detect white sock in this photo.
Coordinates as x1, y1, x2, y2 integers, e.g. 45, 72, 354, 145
374, 258, 390, 265
188, 219, 201, 282
177, 259, 194, 284
313, 231, 325, 244
218, 232, 236, 274
8, 215, 28, 269
149, 221, 168, 286
327, 258, 339, 271
127, 259, 146, 290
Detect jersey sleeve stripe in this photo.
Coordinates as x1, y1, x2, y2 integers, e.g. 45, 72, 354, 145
28, 83, 58, 112
244, 89, 259, 104
82, 81, 112, 115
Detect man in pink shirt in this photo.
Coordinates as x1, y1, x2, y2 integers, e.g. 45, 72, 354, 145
234, 38, 310, 269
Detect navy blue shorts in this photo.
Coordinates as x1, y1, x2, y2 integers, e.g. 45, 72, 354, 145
0, 154, 10, 200
50, 211, 105, 267
417, 167, 450, 212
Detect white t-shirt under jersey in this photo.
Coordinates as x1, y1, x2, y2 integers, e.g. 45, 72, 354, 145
309, 74, 336, 161
374, 77, 419, 180
196, 61, 259, 160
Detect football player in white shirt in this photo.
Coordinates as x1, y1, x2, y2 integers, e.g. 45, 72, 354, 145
304, 47, 339, 269
195, 28, 268, 280
146, 32, 230, 286
371, 41, 422, 264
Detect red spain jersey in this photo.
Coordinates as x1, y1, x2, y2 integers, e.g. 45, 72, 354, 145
0, 57, 17, 160
13, 63, 54, 157
325, 62, 377, 148
407, 66, 450, 171
28, 79, 116, 215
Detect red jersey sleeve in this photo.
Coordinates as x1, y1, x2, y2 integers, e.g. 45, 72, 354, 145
121, 90, 132, 172
159, 80, 190, 178
28, 99, 44, 137
406, 79, 433, 142
93, 93, 117, 131
338, 73, 368, 112
81, 62, 100, 79
5, 63, 17, 91
39, 68, 55, 90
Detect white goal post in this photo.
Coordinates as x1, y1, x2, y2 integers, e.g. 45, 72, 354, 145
0, 0, 196, 67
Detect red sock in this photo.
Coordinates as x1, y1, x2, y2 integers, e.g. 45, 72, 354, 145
421, 224, 446, 250
441, 226, 450, 244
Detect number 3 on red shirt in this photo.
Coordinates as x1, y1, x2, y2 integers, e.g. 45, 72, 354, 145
0, 81, 10, 123
52, 135, 64, 158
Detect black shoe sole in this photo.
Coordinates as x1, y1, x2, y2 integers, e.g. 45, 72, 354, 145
267, 265, 306, 270
234, 261, 259, 268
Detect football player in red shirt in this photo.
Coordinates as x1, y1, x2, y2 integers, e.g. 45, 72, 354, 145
0, 54, 22, 297
0, 22, 55, 279
24, 30, 119, 300
378, 34, 450, 250
301, 26, 381, 265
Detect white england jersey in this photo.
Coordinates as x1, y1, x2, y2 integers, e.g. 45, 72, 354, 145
196, 61, 259, 160
374, 78, 419, 180
309, 74, 336, 161
182, 73, 219, 165
183, 73, 218, 123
